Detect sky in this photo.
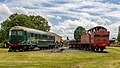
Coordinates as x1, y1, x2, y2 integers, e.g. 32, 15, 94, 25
0, 0, 120, 40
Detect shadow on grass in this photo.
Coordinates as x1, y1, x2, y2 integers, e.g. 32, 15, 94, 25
95, 51, 109, 53
7, 48, 110, 54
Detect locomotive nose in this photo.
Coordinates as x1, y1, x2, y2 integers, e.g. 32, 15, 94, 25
10, 35, 23, 43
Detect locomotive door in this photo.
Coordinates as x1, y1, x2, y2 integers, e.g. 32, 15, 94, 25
24, 31, 27, 41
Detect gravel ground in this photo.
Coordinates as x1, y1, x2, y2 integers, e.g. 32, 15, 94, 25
35, 48, 108, 53
31, 48, 87, 52
22, 47, 108, 53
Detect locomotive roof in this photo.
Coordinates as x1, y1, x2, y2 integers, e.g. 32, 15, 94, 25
88, 26, 107, 31
10, 26, 54, 36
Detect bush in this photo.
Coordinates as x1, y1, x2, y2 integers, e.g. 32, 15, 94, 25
0, 39, 9, 48
0, 43, 4, 48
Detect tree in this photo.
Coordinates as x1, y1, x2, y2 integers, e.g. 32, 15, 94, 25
0, 30, 7, 43
74, 26, 86, 41
1, 13, 50, 31
0, 13, 50, 43
117, 26, 120, 42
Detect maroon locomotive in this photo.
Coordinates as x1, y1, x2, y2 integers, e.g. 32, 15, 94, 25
69, 26, 110, 52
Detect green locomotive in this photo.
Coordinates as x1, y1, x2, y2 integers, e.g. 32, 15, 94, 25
8, 26, 56, 52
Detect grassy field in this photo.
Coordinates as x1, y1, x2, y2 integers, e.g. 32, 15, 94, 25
0, 47, 120, 68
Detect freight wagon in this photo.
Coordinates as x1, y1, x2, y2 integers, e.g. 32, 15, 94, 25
69, 26, 110, 52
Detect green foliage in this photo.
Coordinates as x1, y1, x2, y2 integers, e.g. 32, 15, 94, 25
74, 26, 86, 41
0, 30, 8, 43
0, 29, 8, 47
117, 26, 120, 42
0, 13, 50, 43
0, 43, 3, 47
1, 13, 50, 31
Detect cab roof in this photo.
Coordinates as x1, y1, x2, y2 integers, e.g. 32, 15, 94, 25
10, 26, 54, 36
88, 26, 107, 32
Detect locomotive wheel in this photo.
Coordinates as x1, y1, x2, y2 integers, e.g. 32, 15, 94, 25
78, 45, 81, 50
100, 48, 104, 52
8, 47, 13, 52
13, 48, 16, 52
85, 46, 88, 51
88, 45, 91, 51
8, 46, 16, 52
91, 47, 95, 51
52, 45, 55, 49
48, 45, 51, 49
39, 47, 42, 50
79, 45, 81, 50
81, 45, 84, 50
30, 46, 35, 51
29, 46, 35, 51
92, 48, 95, 51
96, 44, 99, 52
19, 48, 24, 52
23, 46, 28, 51
96, 47, 99, 52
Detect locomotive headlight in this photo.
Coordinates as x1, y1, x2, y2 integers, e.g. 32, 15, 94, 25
102, 44, 106, 46
17, 43, 22, 45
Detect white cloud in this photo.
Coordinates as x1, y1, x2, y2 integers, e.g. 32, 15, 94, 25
0, 4, 12, 21
7, 0, 35, 8
5, 0, 8, 3
56, 16, 62, 20
107, 22, 120, 39
104, 10, 120, 19
52, 19, 119, 40
0, 0, 120, 40
47, 15, 61, 20
11, 7, 29, 15
51, 19, 98, 39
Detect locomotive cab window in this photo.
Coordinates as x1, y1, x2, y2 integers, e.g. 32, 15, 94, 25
11, 31, 16, 35
17, 31, 23, 35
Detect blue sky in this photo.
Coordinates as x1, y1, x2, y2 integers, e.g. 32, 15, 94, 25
0, 0, 120, 39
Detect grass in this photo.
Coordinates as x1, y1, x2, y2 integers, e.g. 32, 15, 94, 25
0, 47, 120, 68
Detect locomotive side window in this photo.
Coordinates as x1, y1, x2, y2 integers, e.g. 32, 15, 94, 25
35, 34, 38, 38
17, 31, 23, 35
35, 34, 37, 37
39, 34, 41, 38
11, 31, 16, 35
47, 36, 51, 39
24, 31, 27, 35
41, 35, 43, 38
43, 35, 47, 38
31, 33, 34, 37
44, 35, 47, 38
